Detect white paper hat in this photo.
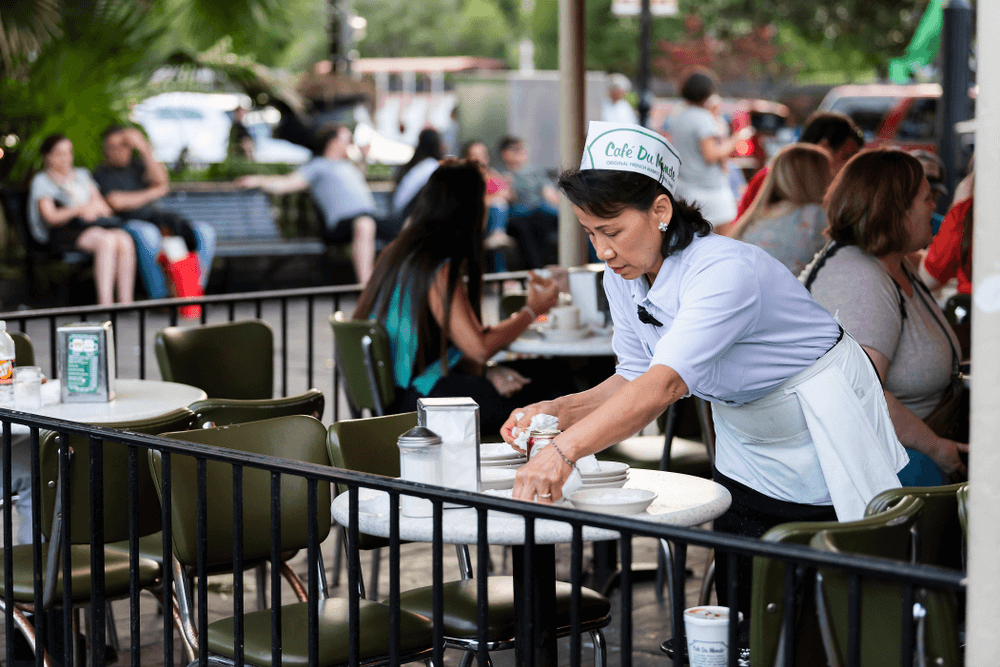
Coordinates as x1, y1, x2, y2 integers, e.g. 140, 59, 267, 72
580, 121, 681, 194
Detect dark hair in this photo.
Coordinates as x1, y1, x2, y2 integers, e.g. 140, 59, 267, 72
354, 161, 486, 379
40, 133, 69, 156
315, 124, 349, 156
395, 128, 444, 184
557, 169, 712, 259
101, 124, 128, 141
680, 70, 715, 105
800, 111, 865, 152
824, 148, 924, 256
497, 135, 522, 154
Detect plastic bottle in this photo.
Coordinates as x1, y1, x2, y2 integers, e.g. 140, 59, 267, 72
0, 321, 15, 408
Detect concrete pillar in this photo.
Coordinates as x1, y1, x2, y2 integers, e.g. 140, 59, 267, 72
557, 0, 588, 267
966, 1, 999, 663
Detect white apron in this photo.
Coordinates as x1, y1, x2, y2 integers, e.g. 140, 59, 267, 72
712, 332, 908, 521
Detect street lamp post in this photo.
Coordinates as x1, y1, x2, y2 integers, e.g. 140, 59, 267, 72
939, 0, 972, 193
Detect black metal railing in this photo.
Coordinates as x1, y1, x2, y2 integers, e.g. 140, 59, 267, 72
0, 410, 966, 667
0, 272, 529, 422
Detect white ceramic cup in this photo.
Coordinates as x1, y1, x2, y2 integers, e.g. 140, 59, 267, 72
548, 305, 580, 330
683, 606, 742, 667
14, 366, 42, 410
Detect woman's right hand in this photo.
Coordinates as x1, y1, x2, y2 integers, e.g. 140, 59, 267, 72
526, 271, 559, 316
500, 399, 559, 446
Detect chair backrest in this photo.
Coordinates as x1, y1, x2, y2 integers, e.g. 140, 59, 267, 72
329, 314, 395, 416
0, 188, 39, 252
36, 408, 197, 544
327, 412, 417, 483
150, 415, 331, 568
9, 331, 34, 367
749, 495, 923, 667
865, 482, 967, 570
811, 497, 960, 667
155, 319, 273, 399
189, 389, 325, 428
499, 293, 526, 320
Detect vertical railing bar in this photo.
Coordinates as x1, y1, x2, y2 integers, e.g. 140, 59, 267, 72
306, 296, 315, 389
726, 550, 739, 667
432, 500, 444, 667
138, 309, 146, 379
389, 491, 401, 667
670, 541, 688, 667
227, 302, 235, 322
523, 518, 535, 664
621, 533, 633, 667
161, 452, 174, 667
49, 318, 57, 378
331, 298, 340, 422
89, 436, 106, 667
570, 524, 583, 667
128, 445, 140, 667
169, 308, 178, 328
270, 472, 282, 667
900, 583, 915, 667
196, 458, 208, 667
254, 300, 262, 320
232, 465, 244, 667
59, 430, 73, 667
2, 420, 12, 667
280, 298, 288, 397
307, 478, 319, 667
110, 312, 119, 370
199, 302, 207, 325
847, 574, 861, 667
348, 486, 359, 667
780, 562, 797, 667
477, 508, 489, 667
30, 426, 42, 667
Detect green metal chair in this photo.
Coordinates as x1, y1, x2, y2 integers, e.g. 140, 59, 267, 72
189, 388, 325, 428
749, 495, 924, 667
329, 313, 395, 418
327, 412, 611, 667
154, 319, 274, 399
151, 415, 436, 667
865, 481, 968, 571
812, 497, 961, 667
0, 408, 196, 667
10, 331, 34, 367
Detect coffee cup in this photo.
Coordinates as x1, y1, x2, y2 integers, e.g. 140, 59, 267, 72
14, 366, 42, 410
548, 305, 580, 330
683, 606, 742, 667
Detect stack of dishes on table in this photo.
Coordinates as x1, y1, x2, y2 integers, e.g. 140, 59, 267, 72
580, 461, 629, 489
480, 443, 526, 490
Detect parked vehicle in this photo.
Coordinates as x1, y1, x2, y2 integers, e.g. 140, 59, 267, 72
131, 92, 244, 164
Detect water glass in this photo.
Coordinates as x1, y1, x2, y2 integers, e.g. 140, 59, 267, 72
14, 366, 42, 410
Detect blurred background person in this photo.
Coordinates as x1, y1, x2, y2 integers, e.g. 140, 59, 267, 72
920, 170, 974, 296
671, 69, 753, 226
352, 160, 564, 432
803, 149, 966, 486
736, 111, 864, 220
463, 140, 516, 272
602, 73, 638, 124
392, 128, 444, 222
728, 143, 832, 275
498, 135, 560, 269
910, 149, 949, 235
227, 105, 255, 161
29, 133, 136, 305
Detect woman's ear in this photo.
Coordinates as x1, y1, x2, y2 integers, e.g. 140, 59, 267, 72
652, 193, 673, 228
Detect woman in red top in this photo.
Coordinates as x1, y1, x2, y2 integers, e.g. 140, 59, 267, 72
920, 174, 974, 295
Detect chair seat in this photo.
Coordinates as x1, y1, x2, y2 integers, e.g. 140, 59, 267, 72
206, 597, 435, 667
0, 544, 160, 603
396, 576, 611, 639
610, 435, 712, 478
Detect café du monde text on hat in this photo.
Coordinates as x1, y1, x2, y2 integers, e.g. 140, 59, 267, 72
580, 121, 682, 194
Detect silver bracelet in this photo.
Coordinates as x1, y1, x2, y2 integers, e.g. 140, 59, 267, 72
551, 441, 576, 469
520, 304, 537, 321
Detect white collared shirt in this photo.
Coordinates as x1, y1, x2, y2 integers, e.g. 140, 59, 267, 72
605, 233, 840, 405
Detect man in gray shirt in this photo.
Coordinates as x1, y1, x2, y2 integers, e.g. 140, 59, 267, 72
238, 125, 390, 283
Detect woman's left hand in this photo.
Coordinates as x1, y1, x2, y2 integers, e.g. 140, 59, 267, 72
512, 443, 573, 504
486, 365, 530, 398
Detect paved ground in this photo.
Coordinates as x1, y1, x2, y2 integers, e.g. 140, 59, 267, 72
2, 292, 718, 666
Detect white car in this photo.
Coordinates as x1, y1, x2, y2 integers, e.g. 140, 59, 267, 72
131, 92, 246, 164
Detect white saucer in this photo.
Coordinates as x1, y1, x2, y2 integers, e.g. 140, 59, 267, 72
538, 326, 591, 342
581, 461, 630, 478
580, 478, 628, 489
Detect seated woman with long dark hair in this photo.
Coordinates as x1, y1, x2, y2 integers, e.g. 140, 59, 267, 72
353, 160, 561, 431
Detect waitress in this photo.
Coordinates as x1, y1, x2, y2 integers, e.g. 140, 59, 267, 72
503, 121, 909, 615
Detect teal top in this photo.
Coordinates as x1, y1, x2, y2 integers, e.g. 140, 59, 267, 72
380, 275, 461, 396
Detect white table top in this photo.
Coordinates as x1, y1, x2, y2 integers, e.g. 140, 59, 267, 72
331, 468, 731, 546
506, 325, 615, 357
12, 379, 207, 429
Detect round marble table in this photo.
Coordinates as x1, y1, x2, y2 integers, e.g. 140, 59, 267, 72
331, 468, 730, 666
16, 378, 207, 426
506, 326, 615, 358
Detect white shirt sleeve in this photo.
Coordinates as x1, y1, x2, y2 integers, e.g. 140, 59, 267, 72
605, 271, 651, 381
650, 256, 762, 394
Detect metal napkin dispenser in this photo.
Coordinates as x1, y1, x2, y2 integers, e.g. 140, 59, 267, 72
568, 264, 609, 327
57, 322, 116, 403
417, 397, 481, 498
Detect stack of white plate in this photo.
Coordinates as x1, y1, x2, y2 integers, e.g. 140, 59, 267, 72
580, 461, 630, 489
480, 443, 527, 469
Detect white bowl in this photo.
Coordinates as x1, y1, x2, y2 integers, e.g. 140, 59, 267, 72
579, 477, 629, 489
566, 488, 656, 515
481, 443, 524, 460
581, 461, 630, 478
480, 468, 518, 491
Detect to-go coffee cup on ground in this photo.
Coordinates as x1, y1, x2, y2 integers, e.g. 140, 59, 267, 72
548, 305, 580, 330
683, 606, 742, 667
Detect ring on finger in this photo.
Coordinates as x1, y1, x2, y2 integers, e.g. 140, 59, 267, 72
538, 492, 552, 499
